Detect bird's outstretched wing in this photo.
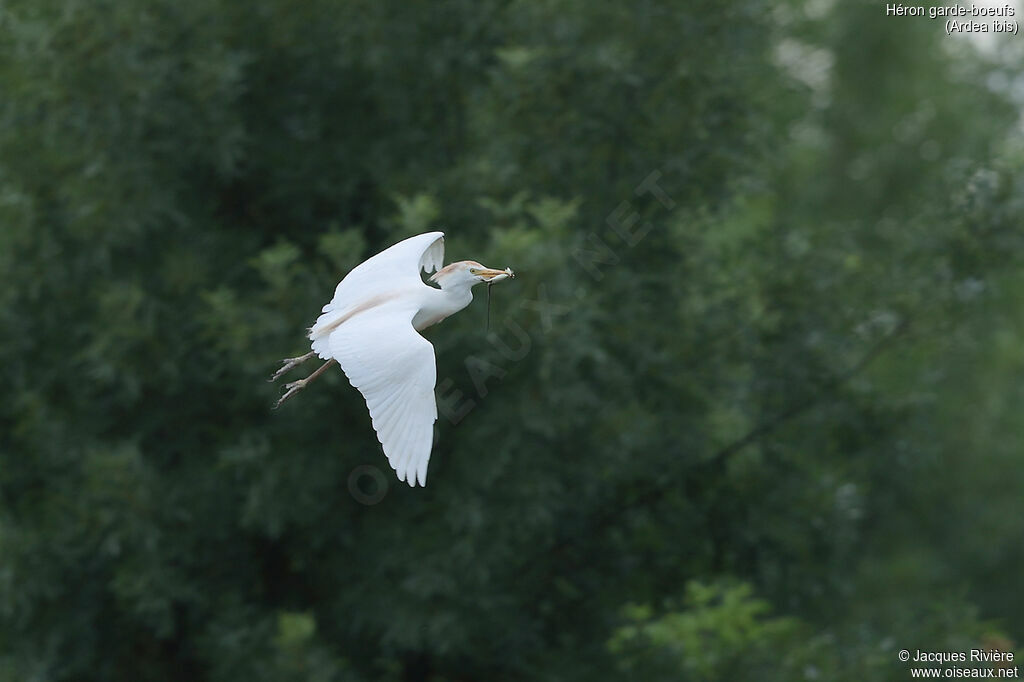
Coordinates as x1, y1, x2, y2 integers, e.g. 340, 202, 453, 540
311, 232, 444, 359
328, 303, 437, 487
326, 231, 444, 312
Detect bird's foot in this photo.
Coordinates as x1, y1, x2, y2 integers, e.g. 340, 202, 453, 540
270, 358, 336, 410
268, 351, 316, 383
273, 378, 308, 409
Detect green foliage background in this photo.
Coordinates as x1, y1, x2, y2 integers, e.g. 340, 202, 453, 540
1, 1, 1023, 680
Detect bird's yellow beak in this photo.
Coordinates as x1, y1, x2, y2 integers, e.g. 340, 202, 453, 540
479, 267, 515, 282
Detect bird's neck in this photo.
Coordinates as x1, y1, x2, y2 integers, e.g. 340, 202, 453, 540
413, 284, 474, 331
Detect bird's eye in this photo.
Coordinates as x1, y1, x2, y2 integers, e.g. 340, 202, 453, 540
469, 268, 479, 275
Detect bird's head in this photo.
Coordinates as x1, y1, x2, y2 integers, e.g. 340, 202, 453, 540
430, 260, 515, 289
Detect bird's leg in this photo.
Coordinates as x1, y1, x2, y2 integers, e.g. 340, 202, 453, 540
269, 351, 317, 383
273, 358, 337, 409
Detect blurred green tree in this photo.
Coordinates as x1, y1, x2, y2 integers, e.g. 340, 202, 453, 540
0, 0, 1021, 680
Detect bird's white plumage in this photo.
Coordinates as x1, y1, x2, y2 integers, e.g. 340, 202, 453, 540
310, 232, 444, 359
328, 302, 437, 486
322, 232, 444, 314
282, 230, 512, 487
310, 232, 444, 487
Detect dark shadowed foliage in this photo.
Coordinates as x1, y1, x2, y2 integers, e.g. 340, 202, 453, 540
1, 1, 1022, 680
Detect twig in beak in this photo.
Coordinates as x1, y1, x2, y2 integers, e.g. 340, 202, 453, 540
486, 281, 492, 332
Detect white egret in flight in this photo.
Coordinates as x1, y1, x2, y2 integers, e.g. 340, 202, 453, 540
271, 231, 514, 486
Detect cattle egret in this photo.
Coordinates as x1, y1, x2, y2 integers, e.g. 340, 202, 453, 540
271, 231, 515, 487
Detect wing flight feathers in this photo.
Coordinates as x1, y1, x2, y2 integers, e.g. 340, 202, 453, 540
327, 305, 438, 486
